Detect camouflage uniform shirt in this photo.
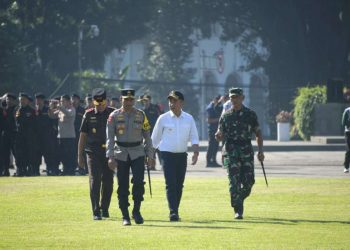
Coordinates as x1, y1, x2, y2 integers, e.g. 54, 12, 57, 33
218, 105, 260, 164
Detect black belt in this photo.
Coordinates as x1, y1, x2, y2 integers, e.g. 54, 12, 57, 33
116, 141, 142, 147
226, 139, 251, 146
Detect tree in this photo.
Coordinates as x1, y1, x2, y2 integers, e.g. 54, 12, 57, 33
0, 0, 154, 95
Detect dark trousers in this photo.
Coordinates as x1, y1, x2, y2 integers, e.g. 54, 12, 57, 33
206, 132, 219, 164
161, 151, 187, 214
344, 132, 350, 168
59, 138, 76, 175
14, 134, 34, 176
116, 156, 145, 212
86, 152, 114, 216
1, 132, 15, 175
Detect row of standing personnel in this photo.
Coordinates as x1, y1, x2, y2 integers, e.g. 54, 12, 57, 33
0, 91, 161, 177
0, 93, 89, 176
77, 87, 264, 225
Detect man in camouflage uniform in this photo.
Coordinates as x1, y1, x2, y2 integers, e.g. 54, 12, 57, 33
106, 88, 155, 226
215, 87, 264, 219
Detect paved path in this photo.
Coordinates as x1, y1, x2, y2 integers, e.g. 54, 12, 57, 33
152, 150, 346, 178
6, 140, 348, 178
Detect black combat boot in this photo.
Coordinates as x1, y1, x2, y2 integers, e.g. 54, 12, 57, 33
132, 201, 144, 224
234, 202, 244, 220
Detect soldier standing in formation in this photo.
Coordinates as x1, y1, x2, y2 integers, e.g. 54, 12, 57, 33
78, 88, 115, 220
215, 88, 264, 219
341, 106, 350, 173
34, 93, 60, 175
14, 93, 37, 176
106, 89, 155, 226
72, 93, 86, 175
1, 93, 17, 176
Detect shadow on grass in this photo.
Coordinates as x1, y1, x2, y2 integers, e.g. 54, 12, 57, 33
106, 216, 349, 228
143, 223, 243, 230
107, 217, 243, 230
192, 217, 350, 226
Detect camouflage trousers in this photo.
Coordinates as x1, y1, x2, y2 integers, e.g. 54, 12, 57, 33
223, 147, 255, 207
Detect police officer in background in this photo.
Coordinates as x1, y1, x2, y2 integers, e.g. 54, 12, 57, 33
15, 93, 37, 176
110, 96, 121, 109
85, 94, 94, 110
139, 94, 162, 169
106, 89, 155, 226
206, 95, 223, 167
0, 97, 5, 176
1, 93, 17, 176
72, 93, 86, 174
35, 93, 56, 175
78, 88, 115, 220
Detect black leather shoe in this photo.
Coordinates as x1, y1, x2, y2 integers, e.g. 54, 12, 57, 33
122, 218, 131, 226
132, 211, 144, 224
93, 215, 102, 220
101, 210, 109, 218
234, 213, 243, 219
234, 203, 244, 219
169, 213, 179, 222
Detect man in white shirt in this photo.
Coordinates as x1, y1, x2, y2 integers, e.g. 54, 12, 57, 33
151, 90, 199, 222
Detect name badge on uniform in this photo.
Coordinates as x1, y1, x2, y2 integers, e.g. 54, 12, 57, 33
92, 128, 97, 134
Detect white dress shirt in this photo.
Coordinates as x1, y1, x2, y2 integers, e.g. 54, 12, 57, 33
151, 110, 199, 153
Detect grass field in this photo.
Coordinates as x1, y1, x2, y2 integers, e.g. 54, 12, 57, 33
0, 176, 350, 249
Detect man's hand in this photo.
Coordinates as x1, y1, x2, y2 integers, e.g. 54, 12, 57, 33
215, 131, 223, 141
108, 158, 118, 172
78, 154, 85, 168
148, 158, 156, 169
257, 152, 265, 162
191, 152, 199, 165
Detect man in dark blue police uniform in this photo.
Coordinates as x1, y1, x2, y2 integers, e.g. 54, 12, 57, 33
14, 93, 38, 176
78, 88, 115, 220
72, 93, 86, 175
206, 95, 223, 167
34, 93, 59, 176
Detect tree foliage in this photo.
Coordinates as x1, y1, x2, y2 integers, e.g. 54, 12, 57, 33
292, 85, 326, 140
0, 0, 153, 95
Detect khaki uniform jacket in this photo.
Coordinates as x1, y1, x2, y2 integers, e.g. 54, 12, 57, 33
106, 107, 155, 161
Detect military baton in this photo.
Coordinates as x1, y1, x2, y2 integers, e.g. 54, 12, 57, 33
260, 160, 268, 187
146, 164, 152, 198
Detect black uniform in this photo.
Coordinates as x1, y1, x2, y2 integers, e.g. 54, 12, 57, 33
206, 100, 223, 167
74, 105, 86, 173
80, 106, 115, 218
143, 103, 161, 134
15, 104, 37, 176
2, 105, 17, 176
0, 106, 4, 176
35, 105, 58, 175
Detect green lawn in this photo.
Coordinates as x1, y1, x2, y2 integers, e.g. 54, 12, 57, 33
0, 176, 349, 249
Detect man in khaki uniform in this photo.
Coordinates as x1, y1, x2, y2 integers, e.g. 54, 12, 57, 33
106, 89, 155, 226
